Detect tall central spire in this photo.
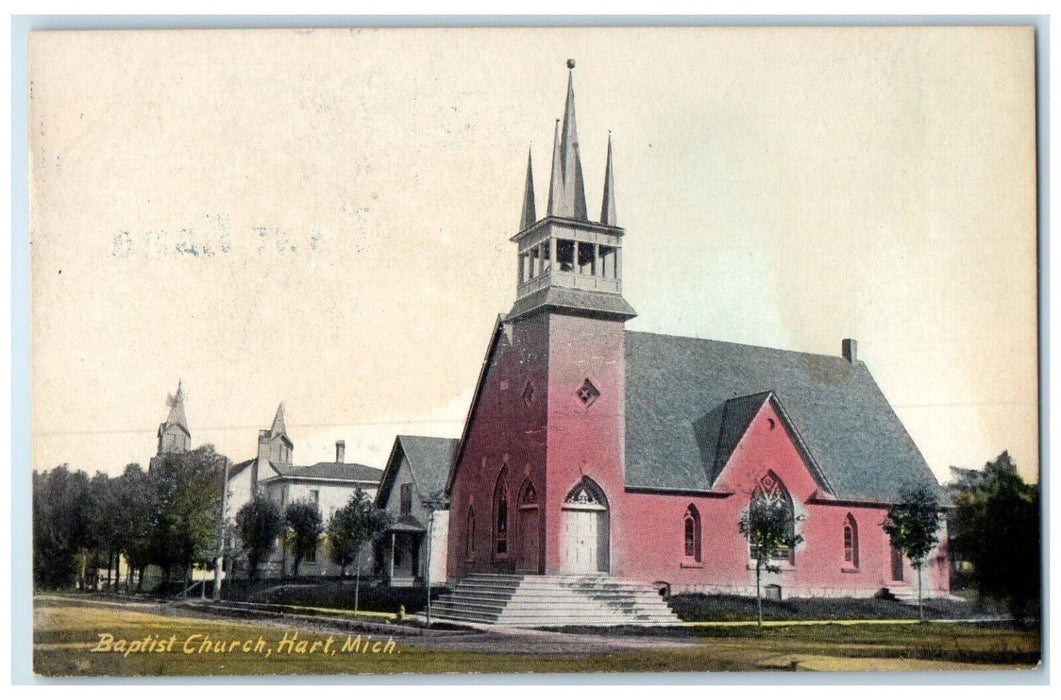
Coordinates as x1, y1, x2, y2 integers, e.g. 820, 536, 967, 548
547, 61, 588, 220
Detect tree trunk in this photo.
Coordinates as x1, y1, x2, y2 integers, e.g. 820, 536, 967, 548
756, 559, 763, 627
281, 538, 287, 580
917, 564, 924, 620
354, 549, 362, 613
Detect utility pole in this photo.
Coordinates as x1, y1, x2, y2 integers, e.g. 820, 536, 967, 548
213, 458, 230, 601
422, 496, 447, 628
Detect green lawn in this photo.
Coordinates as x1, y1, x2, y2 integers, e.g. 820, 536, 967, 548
33, 596, 1040, 677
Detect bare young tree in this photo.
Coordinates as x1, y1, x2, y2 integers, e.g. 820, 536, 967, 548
739, 494, 803, 626
884, 483, 942, 620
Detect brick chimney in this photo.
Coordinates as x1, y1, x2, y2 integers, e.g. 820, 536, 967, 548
842, 338, 858, 364
335, 440, 346, 463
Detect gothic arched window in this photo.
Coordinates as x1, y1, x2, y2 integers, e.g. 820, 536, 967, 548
465, 506, 475, 561
684, 505, 701, 562
843, 513, 859, 568
748, 471, 796, 563
520, 480, 538, 507
494, 468, 509, 556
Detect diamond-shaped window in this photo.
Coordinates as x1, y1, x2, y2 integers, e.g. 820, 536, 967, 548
521, 381, 535, 407
575, 378, 600, 407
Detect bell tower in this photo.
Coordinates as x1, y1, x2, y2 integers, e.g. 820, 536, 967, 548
508, 60, 636, 323
509, 61, 633, 575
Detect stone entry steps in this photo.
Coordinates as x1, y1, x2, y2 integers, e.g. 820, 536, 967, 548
431, 573, 681, 627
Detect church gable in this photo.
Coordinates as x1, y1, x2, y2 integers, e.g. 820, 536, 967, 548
710, 394, 830, 502
624, 331, 941, 502
446, 316, 508, 495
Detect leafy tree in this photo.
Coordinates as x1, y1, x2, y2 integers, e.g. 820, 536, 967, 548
148, 445, 227, 587
739, 495, 803, 626
327, 488, 390, 610
112, 463, 156, 591
84, 471, 123, 589
954, 451, 1040, 624
236, 494, 284, 580
285, 501, 323, 578
328, 488, 390, 578
32, 465, 91, 589
884, 483, 942, 620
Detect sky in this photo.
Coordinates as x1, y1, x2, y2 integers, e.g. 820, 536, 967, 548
29, 26, 1039, 484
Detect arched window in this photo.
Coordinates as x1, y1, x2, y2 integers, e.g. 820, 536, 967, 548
520, 480, 538, 507
563, 477, 608, 509
748, 471, 796, 563
684, 505, 701, 563
843, 514, 859, 568
494, 468, 509, 556
465, 506, 475, 561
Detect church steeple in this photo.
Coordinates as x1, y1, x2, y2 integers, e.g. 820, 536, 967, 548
270, 401, 287, 437
520, 147, 536, 231
157, 379, 191, 455
600, 133, 617, 226
508, 60, 635, 323
547, 62, 588, 220
257, 401, 294, 470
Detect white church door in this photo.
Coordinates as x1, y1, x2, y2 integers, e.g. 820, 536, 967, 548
561, 478, 610, 574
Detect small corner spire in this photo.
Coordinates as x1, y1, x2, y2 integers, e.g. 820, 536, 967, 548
547, 118, 562, 216
520, 146, 536, 231
601, 132, 617, 226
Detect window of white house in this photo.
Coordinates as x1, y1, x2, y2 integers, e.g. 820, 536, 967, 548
400, 483, 413, 515
310, 489, 320, 506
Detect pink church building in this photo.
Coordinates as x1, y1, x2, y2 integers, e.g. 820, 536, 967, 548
444, 65, 950, 602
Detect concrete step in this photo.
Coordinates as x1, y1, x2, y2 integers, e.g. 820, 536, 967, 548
432, 573, 681, 627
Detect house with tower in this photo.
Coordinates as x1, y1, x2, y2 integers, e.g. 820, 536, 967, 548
224, 403, 385, 578
439, 63, 949, 621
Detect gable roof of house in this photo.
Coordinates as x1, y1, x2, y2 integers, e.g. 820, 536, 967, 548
377, 435, 459, 508
624, 331, 941, 503
397, 435, 459, 499
228, 457, 255, 479
266, 461, 384, 484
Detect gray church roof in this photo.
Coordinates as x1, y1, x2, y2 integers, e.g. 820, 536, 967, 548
624, 331, 941, 502
507, 286, 637, 322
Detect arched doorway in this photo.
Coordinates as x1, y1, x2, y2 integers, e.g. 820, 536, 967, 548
561, 477, 610, 574
516, 479, 542, 573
